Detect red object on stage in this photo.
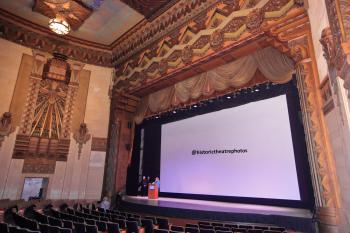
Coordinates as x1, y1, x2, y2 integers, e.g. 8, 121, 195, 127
148, 184, 159, 199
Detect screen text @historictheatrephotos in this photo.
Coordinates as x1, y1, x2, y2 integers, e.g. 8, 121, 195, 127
192, 149, 248, 155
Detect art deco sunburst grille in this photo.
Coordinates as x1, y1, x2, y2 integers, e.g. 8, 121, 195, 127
30, 80, 68, 139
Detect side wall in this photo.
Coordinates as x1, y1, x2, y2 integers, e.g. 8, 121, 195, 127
308, 0, 350, 231
0, 38, 112, 201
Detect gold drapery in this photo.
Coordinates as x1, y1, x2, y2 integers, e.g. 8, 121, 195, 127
134, 47, 295, 124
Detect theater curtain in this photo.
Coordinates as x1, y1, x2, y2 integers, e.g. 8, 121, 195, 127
134, 47, 295, 124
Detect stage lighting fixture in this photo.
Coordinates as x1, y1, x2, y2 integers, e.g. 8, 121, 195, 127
193, 105, 198, 108
226, 96, 231, 99
173, 110, 176, 113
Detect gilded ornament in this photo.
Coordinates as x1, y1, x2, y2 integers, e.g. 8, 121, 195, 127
73, 123, 91, 159
181, 46, 193, 64
0, 112, 14, 147
210, 29, 224, 50
246, 8, 265, 31
159, 60, 169, 75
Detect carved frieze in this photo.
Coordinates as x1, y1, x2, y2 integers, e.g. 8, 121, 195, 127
0, 112, 14, 147
210, 29, 224, 50
246, 8, 264, 31
113, 0, 304, 94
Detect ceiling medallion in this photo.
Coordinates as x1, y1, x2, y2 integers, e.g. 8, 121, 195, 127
48, 17, 70, 35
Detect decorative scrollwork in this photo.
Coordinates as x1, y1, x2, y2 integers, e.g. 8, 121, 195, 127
246, 8, 264, 31
0, 112, 14, 147
210, 29, 224, 50
73, 123, 91, 159
181, 46, 193, 64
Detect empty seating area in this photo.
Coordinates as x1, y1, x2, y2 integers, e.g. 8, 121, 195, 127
0, 202, 290, 233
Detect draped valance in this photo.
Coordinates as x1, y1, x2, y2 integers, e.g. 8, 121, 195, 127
134, 47, 295, 124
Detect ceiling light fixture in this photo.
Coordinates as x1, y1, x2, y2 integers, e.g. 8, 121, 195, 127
48, 17, 70, 35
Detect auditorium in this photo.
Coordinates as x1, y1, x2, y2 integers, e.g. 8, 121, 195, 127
0, 0, 349, 233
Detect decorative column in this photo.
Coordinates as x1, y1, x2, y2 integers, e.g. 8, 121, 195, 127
324, 0, 350, 97
290, 36, 343, 233
102, 92, 139, 202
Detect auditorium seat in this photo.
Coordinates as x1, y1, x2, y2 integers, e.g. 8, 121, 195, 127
199, 229, 214, 233
38, 223, 50, 233
48, 217, 62, 227
116, 219, 126, 229
269, 227, 285, 232
224, 224, 238, 229
185, 227, 199, 233
232, 229, 246, 233
128, 217, 141, 226
48, 225, 60, 233
238, 225, 253, 229
0, 222, 9, 233
154, 229, 168, 233
185, 224, 198, 228
62, 220, 73, 229
141, 219, 154, 233
262, 231, 281, 233
216, 230, 232, 233
107, 222, 120, 233
85, 218, 96, 225
247, 229, 263, 233
214, 227, 230, 231
126, 220, 140, 233
156, 218, 169, 230
74, 222, 86, 233
198, 221, 210, 226
253, 226, 268, 230
211, 223, 223, 227
145, 216, 157, 225
170, 225, 184, 232
86, 224, 99, 233
59, 228, 72, 233
96, 220, 108, 232
199, 225, 213, 230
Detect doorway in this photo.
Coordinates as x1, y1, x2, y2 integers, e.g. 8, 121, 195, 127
21, 177, 49, 201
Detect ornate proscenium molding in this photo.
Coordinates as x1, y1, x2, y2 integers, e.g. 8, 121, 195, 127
0, 112, 14, 147
73, 123, 91, 159
113, 0, 305, 95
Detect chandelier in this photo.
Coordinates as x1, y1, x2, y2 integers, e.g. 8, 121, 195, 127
48, 17, 70, 35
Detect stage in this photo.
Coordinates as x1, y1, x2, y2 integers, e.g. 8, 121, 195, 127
120, 195, 315, 233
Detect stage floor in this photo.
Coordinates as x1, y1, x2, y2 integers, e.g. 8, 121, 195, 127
122, 195, 312, 219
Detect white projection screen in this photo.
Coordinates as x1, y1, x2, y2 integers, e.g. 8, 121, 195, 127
160, 95, 301, 200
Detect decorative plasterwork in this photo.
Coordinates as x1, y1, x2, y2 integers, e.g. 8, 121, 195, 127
73, 123, 91, 159
0, 11, 113, 67
113, 0, 302, 94
121, 0, 178, 20
324, 0, 350, 97
33, 0, 93, 31
112, 0, 234, 63
0, 112, 14, 147
91, 137, 107, 152
13, 50, 85, 173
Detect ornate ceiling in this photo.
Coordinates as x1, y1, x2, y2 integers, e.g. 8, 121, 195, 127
0, 0, 144, 45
